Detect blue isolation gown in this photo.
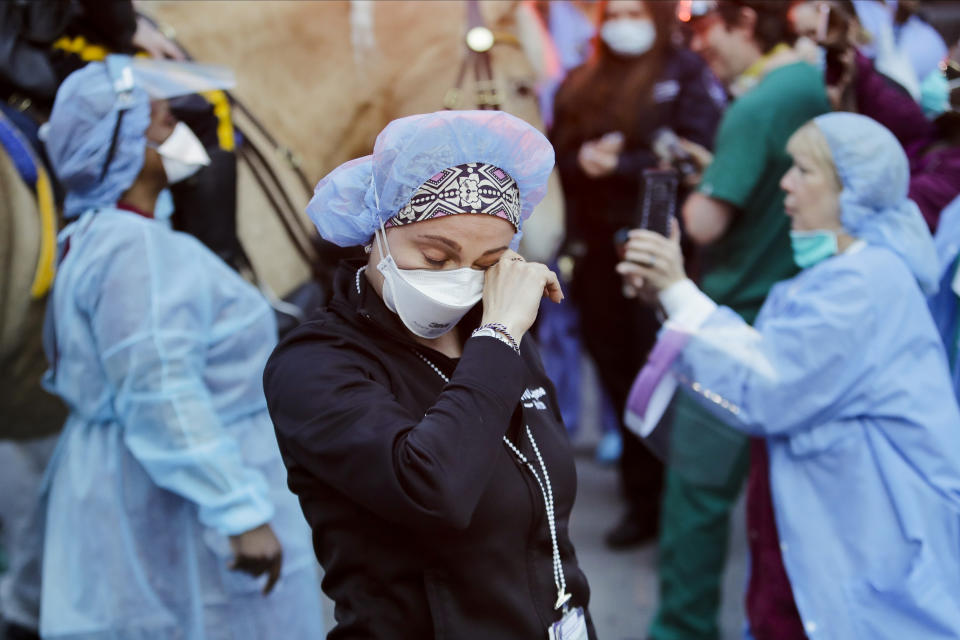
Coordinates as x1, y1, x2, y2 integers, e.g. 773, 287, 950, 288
39, 208, 322, 640
657, 244, 960, 640
930, 196, 960, 400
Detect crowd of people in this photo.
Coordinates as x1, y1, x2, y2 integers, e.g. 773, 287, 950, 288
1, 0, 959, 639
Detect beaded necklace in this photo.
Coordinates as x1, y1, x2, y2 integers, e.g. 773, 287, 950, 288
355, 266, 571, 610
412, 342, 571, 612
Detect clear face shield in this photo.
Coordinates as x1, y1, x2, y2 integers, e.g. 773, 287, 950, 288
99, 54, 236, 180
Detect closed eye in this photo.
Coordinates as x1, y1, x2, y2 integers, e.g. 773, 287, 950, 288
423, 255, 448, 267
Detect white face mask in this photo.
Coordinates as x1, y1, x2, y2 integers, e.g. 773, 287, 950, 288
374, 226, 485, 339
601, 18, 656, 56
154, 121, 210, 184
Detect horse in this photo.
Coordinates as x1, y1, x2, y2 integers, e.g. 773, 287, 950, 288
0, 113, 65, 440
143, 0, 566, 268
0, 0, 565, 440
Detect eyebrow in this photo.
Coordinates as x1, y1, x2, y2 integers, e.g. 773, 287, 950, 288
418, 234, 508, 258
419, 234, 461, 252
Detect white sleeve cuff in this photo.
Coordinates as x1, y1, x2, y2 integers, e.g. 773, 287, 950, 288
658, 278, 717, 331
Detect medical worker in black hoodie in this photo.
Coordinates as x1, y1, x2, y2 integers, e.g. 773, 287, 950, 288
263, 110, 595, 640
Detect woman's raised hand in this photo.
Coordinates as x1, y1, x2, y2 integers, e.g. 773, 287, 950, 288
577, 131, 624, 178
676, 138, 714, 187
616, 219, 686, 296
481, 250, 563, 344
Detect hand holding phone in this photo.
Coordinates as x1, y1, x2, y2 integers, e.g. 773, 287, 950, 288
652, 128, 699, 180
617, 218, 687, 296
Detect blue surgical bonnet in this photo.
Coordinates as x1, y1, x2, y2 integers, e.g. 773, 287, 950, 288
45, 62, 152, 218
813, 112, 939, 293
307, 110, 555, 247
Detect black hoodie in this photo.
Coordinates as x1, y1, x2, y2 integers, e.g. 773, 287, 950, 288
263, 260, 595, 640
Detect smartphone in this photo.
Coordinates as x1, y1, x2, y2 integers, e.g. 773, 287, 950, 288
636, 169, 678, 237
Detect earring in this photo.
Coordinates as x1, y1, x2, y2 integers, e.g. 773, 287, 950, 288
364, 244, 372, 254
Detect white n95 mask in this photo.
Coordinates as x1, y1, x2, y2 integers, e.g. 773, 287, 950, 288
155, 121, 210, 184
374, 226, 484, 339
601, 18, 656, 56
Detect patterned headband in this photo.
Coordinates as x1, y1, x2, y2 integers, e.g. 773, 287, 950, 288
386, 162, 521, 230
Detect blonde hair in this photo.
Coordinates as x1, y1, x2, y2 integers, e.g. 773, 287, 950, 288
786, 121, 843, 192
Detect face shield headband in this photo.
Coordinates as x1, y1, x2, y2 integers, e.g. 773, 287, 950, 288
100, 60, 137, 181
99, 55, 235, 181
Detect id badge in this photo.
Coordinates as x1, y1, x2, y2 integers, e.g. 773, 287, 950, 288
548, 607, 588, 640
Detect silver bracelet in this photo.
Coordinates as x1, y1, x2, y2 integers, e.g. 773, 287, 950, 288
478, 322, 520, 351
471, 326, 521, 354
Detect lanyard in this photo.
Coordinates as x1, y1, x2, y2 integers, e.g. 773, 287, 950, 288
355, 266, 573, 610
411, 348, 572, 612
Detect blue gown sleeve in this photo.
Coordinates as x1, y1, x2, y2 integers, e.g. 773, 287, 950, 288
85, 224, 274, 536
672, 264, 876, 435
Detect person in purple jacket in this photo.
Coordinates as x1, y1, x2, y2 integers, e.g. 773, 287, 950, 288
849, 50, 960, 231
813, 0, 960, 231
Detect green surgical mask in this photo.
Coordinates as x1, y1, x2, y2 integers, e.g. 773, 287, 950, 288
919, 69, 949, 119
790, 229, 838, 269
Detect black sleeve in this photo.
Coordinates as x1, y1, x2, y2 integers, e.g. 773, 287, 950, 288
671, 53, 724, 150
264, 330, 527, 531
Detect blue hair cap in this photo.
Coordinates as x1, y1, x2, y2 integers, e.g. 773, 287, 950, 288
44, 61, 151, 219
813, 112, 939, 293
307, 110, 555, 247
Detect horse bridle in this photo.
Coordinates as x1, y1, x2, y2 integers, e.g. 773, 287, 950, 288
444, 0, 500, 111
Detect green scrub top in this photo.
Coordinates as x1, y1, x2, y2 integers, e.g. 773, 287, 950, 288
699, 61, 831, 324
